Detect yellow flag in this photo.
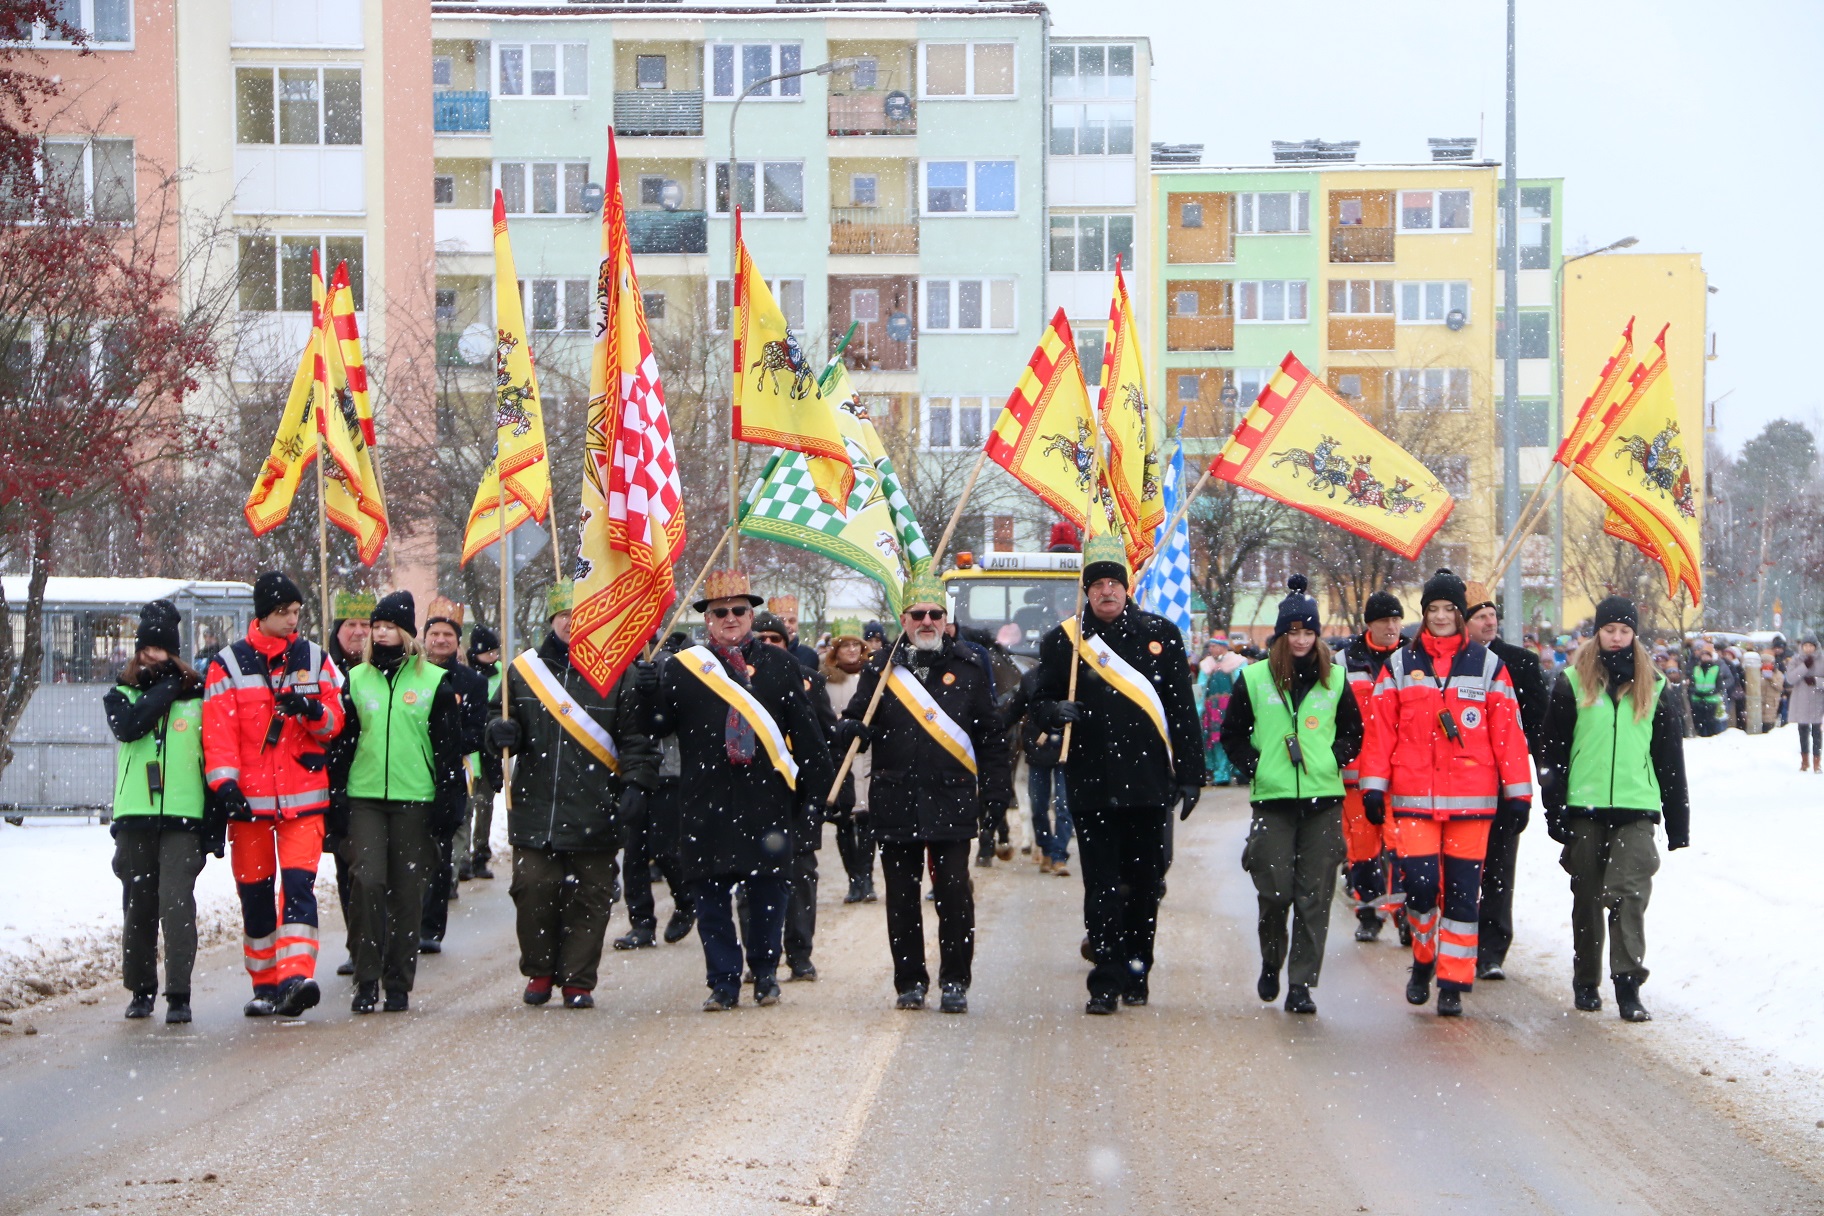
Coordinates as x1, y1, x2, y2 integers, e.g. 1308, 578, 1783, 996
243, 299, 319, 538
317, 262, 387, 566
1212, 352, 1454, 561
986, 309, 1117, 535
487, 190, 552, 520
732, 213, 852, 507
460, 457, 535, 566
1097, 263, 1163, 569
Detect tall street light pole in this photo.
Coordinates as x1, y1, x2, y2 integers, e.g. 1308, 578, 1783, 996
725, 58, 860, 569
1500, 0, 1522, 642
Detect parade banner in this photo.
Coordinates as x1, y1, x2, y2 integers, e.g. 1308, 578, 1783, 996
820, 360, 932, 575
243, 271, 322, 538
315, 261, 387, 566
985, 308, 1115, 536
738, 440, 913, 614
1210, 352, 1453, 561
1134, 426, 1194, 637
1097, 261, 1163, 569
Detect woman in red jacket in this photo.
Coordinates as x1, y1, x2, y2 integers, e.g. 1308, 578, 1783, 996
1357, 570, 1532, 1017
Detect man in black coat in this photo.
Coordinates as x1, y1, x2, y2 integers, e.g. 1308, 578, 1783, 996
638, 571, 835, 1011
836, 574, 1010, 1013
1031, 536, 1205, 1014
754, 610, 836, 981
766, 594, 822, 673
420, 599, 489, 953
1464, 582, 1548, 981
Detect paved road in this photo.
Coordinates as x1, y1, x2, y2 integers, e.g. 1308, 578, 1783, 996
2, 787, 1818, 1215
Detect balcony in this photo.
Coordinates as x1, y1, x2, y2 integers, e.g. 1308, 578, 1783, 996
627, 210, 708, 255
614, 91, 704, 137
1330, 225, 1394, 263
434, 91, 490, 135
828, 92, 915, 137
1326, 316, 1396, 351
830, 205, 917, 256
1166, 315, 1234, 352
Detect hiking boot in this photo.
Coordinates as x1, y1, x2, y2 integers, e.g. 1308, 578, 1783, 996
1257, 966, 1280, 1003
1573, 983, 1602, 1012
1476, 961, 1506, 981
1614, 976, 1652, 1022
613, 925, 656, 950
843, 876, 866, 903
244, 985, 279, 1017
351, 982, 379, 1015
1284, 984, 1317, 1015
562, 987, 594, 1010
382, 989, 409, 1013
1122, 981, 1149, 1007
1394, 908, 1413, 947
939, 982, 968, 1014
164, 995, 191, 1024
125, 991, 156, 1020
1354, 910, 1384, 942
787, 962, 818, 982
702, 988, 738, 1012
1039, 856, 1055, 874
1437, 988, 1463, 1017
1406, 961, 1435, 1006
663, 908, 696, 943
1085, 994, 1120, 1016
273, 976, 320, 1018
753, 975, 781, 1007
523, 976, 554, 1006
861, 879, 879, 903
896, 984, 927, 1011
1053, 860, 1071, 877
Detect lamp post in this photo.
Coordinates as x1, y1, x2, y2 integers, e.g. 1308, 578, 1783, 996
1551, 235, 1638, 631
724, 57, 862, 567
1500, 0, 1522, 641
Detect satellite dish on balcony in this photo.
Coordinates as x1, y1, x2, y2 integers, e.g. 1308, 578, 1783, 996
884, 90, 912, 121
582, 182, 605, 214
660, 181, 684, 211
1445, 308, 1467, 331
457, 322, 493, 366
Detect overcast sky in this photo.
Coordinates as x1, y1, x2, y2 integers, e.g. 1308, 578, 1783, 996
1042, 0, 1823, 453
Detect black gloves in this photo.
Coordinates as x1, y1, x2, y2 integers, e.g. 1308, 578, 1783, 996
1544, 808, 1571, 845
1362, 789, 1386, 826
1177, 784, 1202, 822
617, 785, 647, 826
1047, 701, 1082, 726
215, 779, 251, 820
486, 718, 521, 751
275, 691, 322, 720
833, 718, 874, 754
1667, 834, 1689, 852
632, 660, 660, 694
1496, 797, 1531, 834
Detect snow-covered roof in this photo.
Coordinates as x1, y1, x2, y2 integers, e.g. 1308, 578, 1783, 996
0, 577, 254, 608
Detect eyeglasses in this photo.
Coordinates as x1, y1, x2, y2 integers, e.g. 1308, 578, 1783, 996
906, 608, 945, 622
708, 605, 751, 619
759, 634, 787, 646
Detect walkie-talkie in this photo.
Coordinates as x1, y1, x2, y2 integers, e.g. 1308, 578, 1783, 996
1437, 708, 1462, 745
1284, 733, 1306, 771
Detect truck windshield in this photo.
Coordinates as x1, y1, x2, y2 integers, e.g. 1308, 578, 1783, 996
949, 577, 1080, 657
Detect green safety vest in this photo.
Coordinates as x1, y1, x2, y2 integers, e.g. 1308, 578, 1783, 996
1565, 668, 1664, 812
1241, 660, 1346, 801
465, 667, 503, 779
1690, 664, 1721, 703
111, 685, 206, 820
347, 660, 446, 802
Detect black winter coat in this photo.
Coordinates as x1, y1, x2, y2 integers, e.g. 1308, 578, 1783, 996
650, 635, 834, 881
434, 655, 494, 811
499, 632, 657, 853
1538, 668, 1690, 849
844, 638, 1011, 844
1030, 604, 1205, 812
794, 664, 838, 852
1490, 637, 1548, 758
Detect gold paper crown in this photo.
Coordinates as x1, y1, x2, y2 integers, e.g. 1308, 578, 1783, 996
902, 571, 948, 610
425, 595, 465, 627
1082, 534, 1129, 572
767, 594, 799, 615
333, 589, 376, 619
830, 617, 865, 641
545, 581, 574, 618
695, 569, 764, 610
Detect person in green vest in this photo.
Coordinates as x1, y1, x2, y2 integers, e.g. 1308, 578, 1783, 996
331, 591, 466, 1014
103, 599, 224, 1024
1687, 641, 1730, 737
1219, 577, 1363, 1016
1539, 596, 1689, 1022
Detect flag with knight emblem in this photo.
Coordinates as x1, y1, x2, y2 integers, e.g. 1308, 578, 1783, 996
315, 258, 388, 566
985, 308, 1115, 536
1097, 260, 1163, 569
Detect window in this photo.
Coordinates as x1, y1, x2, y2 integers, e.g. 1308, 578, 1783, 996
236, 67, 362, 145
1496, 398, 1553, 447
920, 42, 1016, 98
712, 160, 804, 215
39, 138, 134, 222
1235, 281, 1309, 323
1179, 200, 1203, 228
1398, 188, 1472, 231
434, 288, 457, 326
1496, 310, 1552, 359
1398, 281, 1471, 324
519, 278, 592, 332
37, 0, 130, 45
1076, 326, 1106, 386
1171, 290, 1198, 317
1394, 368, 1471, 411
1174, 373, 1202, 403
708, 43, 802, 99
638, 175, 667, 208
1327, 280, 1394, 316
850, 288, 880, 324
432, 56, 453, 87
1049, 215, 1134, 272
1049, 44, 1136, 99
641, 290, 666, 321
712, 277, 804, 331
922, 396, 997, 449
922, 278, 1016, 332
238, 233, 364, 312
850, 173, 878, 207
496, 43, 588, 99
1235, 191, 1310, 234
1498, 186, 1553, 270
921, 160, 1015, 215
1233, 368, 1274, 411
636, 54, 666, 90
498, 161, 592, 216
1434, 456, 1471, 498
850, 57, 879, 90
433, 173, 454, 206
1049, 103, 1135, 156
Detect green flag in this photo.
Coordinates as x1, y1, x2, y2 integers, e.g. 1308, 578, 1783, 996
739, 446, 914, 611
820, 363, 932, 574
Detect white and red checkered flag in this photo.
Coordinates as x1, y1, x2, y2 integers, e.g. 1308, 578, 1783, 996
571, 128, 686, 694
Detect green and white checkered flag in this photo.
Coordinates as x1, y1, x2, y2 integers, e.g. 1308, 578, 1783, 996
740, 445, 914, 612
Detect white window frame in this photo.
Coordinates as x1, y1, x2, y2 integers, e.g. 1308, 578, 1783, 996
229, 0, 362, 50
1048, 102, 1136, 157
919, 159, 1017, 217
33, 0, 132, 48
495, 42, 589, 100
920, 395, 998, 451
1048, 43, 1137, 100
920, 277, 1017, 334
711, 276, 805, 332
234, 64, 364, 147
705, 42, 805, 101
1328, 279, 1394, 317
26, 137, 136, 224
1397, 188, 1473, 232
1234, 191, 1310, 235
710, 159, 805, 217
1397, 280, 1472, 325
917, 41, 1018, 100
1231, 368, 1275, 412
849, 173, 878, 207
495, 160, 593, 217
1049, 213, 1135, 273
1395, 367, 1472, 412
517, 277, 594, 333
236, 231, 367, 313
1234, 280, 1309, 324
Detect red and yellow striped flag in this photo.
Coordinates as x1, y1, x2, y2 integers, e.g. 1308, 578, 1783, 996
1096, 261, 1162, 569
986, 309, 1110, 534
316, 260, 387, 566
243, 259, 323, 538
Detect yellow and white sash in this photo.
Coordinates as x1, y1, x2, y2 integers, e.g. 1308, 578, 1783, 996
1061, 617, 1173, 763
884, 664, 978, 776
512, 649, 620, 773
675, 646, 799, 790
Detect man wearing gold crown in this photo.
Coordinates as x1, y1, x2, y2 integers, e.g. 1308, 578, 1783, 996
635, 570, 834, 1011
1031, 535, 1205, 1015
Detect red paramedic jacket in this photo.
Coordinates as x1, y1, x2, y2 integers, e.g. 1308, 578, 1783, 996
1357, 631, 1532, 819
1339, 632, 1401, 788
201, 622, 344, 818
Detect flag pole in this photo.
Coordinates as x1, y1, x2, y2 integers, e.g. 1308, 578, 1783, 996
313, 437, 331, 642
1488, 463, 1561, 575
728, 211, 743, 571
1060, 437, 1104, 764
546, 504, 564, 583
658, 517, 738, 644
496, 468, 514, 812
929, 448, 989, 570
1487, 464, 1567, 583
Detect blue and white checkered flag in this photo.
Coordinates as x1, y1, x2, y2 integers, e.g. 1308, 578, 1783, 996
1136, 433, 1195, 638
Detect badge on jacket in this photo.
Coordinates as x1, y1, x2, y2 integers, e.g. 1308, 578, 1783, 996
1149, 640, 1163, 655
403, 691, 419, 705
942, 672, 956, 685
1460, 706, 1482, 729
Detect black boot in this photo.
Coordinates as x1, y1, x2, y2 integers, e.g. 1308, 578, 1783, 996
1437, 987, 1463, 1017
125, 991, 156, 1019
1284, 984, 1316, 1015
1394, 907, 1413, 947
336, 957, 355, 976
352, 981, 379, 1014
1085, 993, 1120, 1015
243, 987, 278, 1017
1613, 975, 1652, 1022
1573, 983, 1603, 1012
663, 908, 696, 944
1476, 960, 1506, 981
753, 973, 781, 1007
273, 976, 320, 1018
382, 988, 409, 1013
861, 877, 878, 903
1256, 966, 1280, 1003
471, 857, 495, 880
164, 994, 191, 1024
1354, 908, 1383, 942
843, 876, 866, 904
614, 924, 657, 950
1406, 961, 1434, 1006
895, 983, 926, 1010
939, 982, 968, 1014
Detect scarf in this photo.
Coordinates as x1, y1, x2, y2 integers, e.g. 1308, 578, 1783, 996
707, 637, 757, 766
1600, 646, 1637, 690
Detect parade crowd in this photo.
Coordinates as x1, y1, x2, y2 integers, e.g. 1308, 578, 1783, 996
101, 537, 1704, 1028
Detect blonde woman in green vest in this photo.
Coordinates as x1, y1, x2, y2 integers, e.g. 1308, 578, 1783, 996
331, 591, 466, 1014
104, 600, 223, 1024
1219, 577, 1363, 1016
1538, 596, 1689, 1023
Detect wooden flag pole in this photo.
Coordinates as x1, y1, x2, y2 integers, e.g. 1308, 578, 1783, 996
497, 476, 515, 812
313, 436, 331, 643
546, 505, 564, 583
826, 633, 905, 805
1487, 463, 1561, 574
1487, 464, 1567, 584
929, 448, 990, 570
657, 518, 738, 645
1153, 463, 1215, 557
1060, 437, 1107, 764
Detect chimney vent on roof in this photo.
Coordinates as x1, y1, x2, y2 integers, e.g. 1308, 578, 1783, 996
1428, 137, 1478, 162
1271, 139, 1359, 163
1150, 142, 1203, 166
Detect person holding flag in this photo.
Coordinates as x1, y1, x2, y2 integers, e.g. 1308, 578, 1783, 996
833, 573, 1010, 1014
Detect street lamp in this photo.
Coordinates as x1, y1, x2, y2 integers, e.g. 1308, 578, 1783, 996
724, 57, 863, 562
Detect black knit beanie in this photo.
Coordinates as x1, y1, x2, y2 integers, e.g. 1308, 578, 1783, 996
136, 599, 181, 655
254, 571, 305, 620
1363, 590, 1404, 626
1271, 575, 1321, 643
1420, 568, 1467, 616
467, 624, 501, 663
1594, 595, 1639, 634
370, 590, 418, 638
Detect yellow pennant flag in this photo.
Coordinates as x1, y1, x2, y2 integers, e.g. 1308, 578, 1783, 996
986, 308, 1117, 536
1097, 261, 1163, 570
1570, 324, 1701, 603
460, 457, 535, 566
1212, 352, 1454, 561
317, 261, 387, 566
243, 297, 320, 538
732, 212, 852, 507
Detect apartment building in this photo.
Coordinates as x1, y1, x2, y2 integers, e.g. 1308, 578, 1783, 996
1497, 175, 1564, 619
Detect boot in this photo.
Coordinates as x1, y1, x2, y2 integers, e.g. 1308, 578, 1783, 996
861, 877, 879, 903
1437, 988, 1463, 1017
995, 842, 1014, 862
787, 961, 818, 982
382, 988, 409, 1013
457, 859, 473, 882
523, 976, 554, 1006
418, 938, 442, 954
471, 857, 495, 880
939, 982, 968, 1014
896, 984, 927, 1010
164, 994, 191, 1024
1613, 975, 1652, 1022
562, 987, 594, 1009
243, 990, 278, 1017
336, 957, 355, 976
1256, 966, 1280, 1003
1039, 856, 1055, 874
273, 976, 320, 1018
1284, 984, 1316, 1015
613, 924, 656, 950
1476, 961, 1506, 981
753, 974, 782, 1007
1573, 983, 1602, 1012
1804, 755, 1812, 773
843, 875, 866, 904
1053, 860, 1071, 877
663, 908, 696, 944
125, 991, 156, 1019
351, 981, 379, 1014
1394, 907, 1413, 948
1406, 961, 1434, 1006
702, 987, 738, 1012
1354, 908, 1383, 942
1085, 993, 1120, 1016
